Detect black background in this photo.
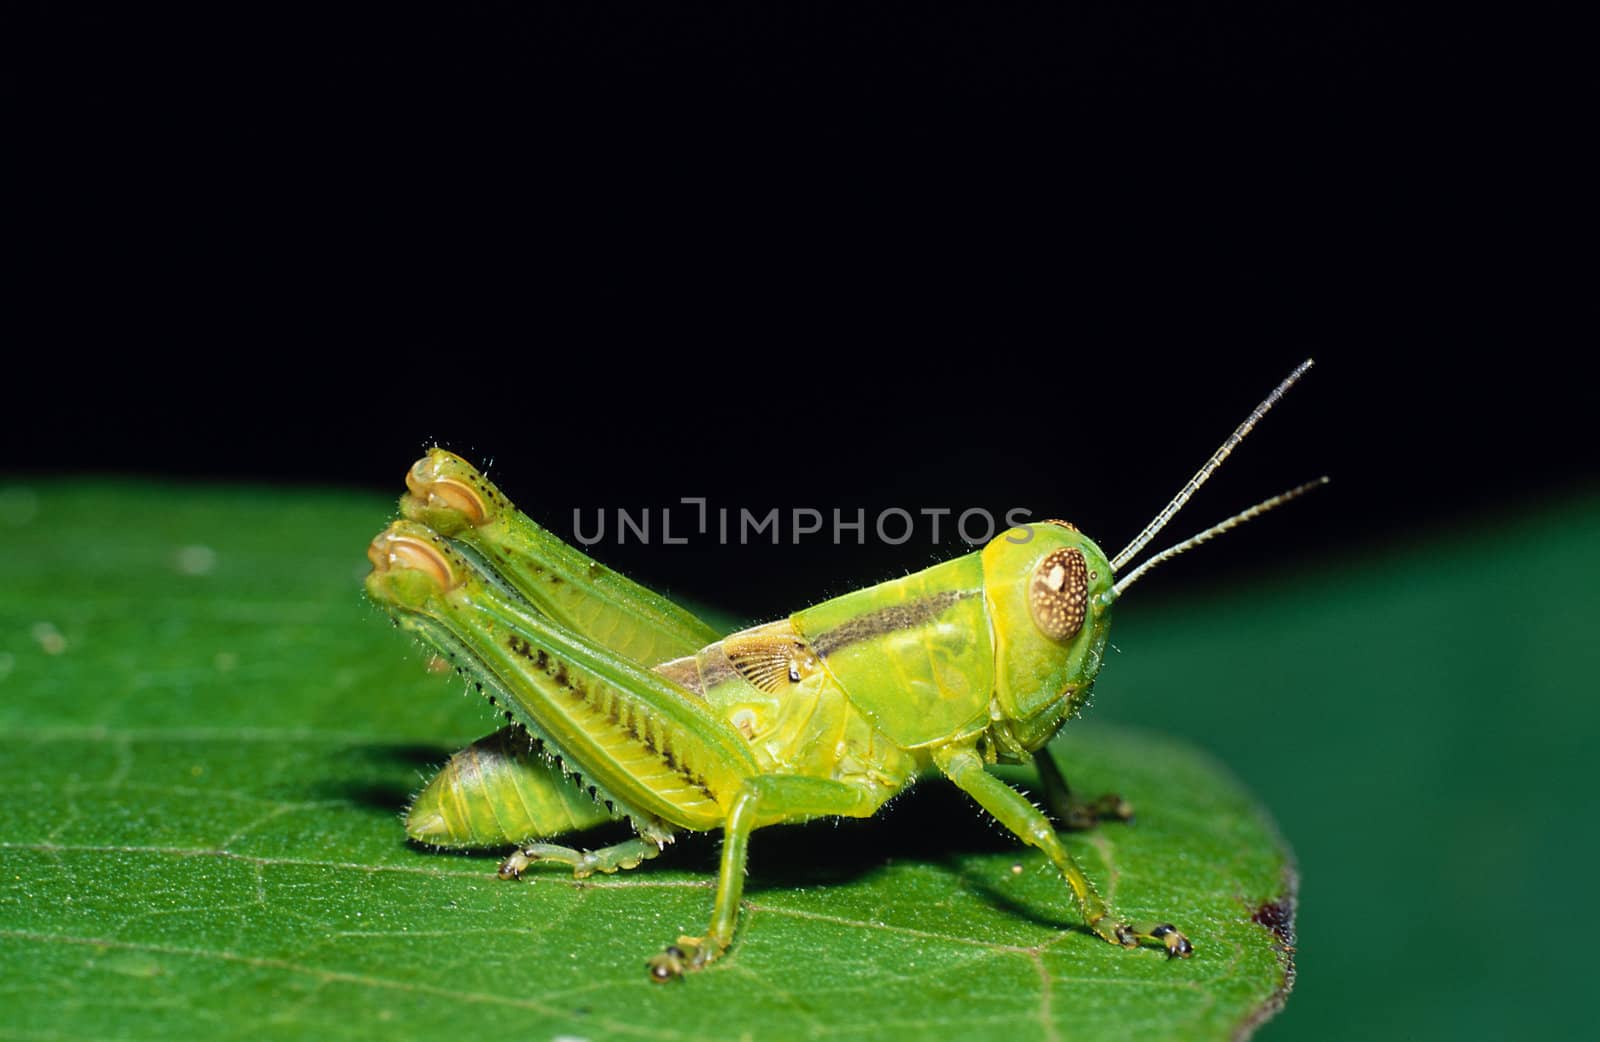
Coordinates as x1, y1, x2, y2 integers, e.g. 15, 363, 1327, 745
12, 3, 1589, 620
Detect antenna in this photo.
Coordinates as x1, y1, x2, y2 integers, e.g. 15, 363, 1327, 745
1110, 358, 1314, 572
1112, 477, 1328, 597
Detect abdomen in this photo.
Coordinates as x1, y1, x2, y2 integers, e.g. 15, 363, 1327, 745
406, 726, 623, 847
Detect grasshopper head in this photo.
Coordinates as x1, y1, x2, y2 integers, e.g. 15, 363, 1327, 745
980, 520, 1116, 750
977, 360, 1325, 753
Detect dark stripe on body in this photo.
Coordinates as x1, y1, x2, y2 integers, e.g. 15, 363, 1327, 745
810, 589, 979, 657
653, 589, 981, 697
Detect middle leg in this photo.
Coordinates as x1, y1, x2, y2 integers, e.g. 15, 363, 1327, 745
647, 775, 879, 981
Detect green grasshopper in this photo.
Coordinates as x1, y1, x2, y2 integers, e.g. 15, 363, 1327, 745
365, 360, 1323, 980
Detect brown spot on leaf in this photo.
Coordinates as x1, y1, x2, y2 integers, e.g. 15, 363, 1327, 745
1252, 896, 1296, 948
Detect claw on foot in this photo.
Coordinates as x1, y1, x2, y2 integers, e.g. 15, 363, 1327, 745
646, 935, 721, 982
497, 847, 560, 880
497, 851, 530, 880
1114, 920, 1194, 958
647, 944, 689, 983
1151, 923, 1194, 959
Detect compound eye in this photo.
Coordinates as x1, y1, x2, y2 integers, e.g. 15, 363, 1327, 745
1029, 547, 1089, 642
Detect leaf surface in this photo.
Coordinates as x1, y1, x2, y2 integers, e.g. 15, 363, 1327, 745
0, 482, 1294, 1042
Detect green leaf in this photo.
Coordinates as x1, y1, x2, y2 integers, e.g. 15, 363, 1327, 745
0, 481, 1293, 1042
